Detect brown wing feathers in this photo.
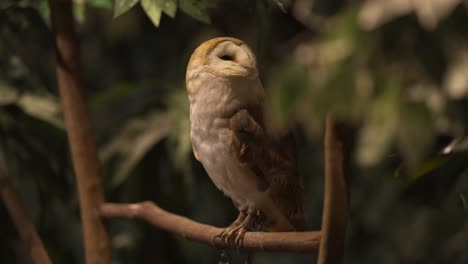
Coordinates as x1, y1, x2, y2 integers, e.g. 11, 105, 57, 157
229, 108, 305, 230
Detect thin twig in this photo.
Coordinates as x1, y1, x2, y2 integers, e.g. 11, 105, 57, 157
317, 114, 349, 264
48, 1, 111, 263
100, 201, 321, 253
0, 163, 52, 264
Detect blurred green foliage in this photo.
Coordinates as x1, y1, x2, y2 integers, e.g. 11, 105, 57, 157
1, 0, 468, 263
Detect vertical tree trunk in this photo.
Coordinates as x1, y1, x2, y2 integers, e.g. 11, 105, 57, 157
0, 164, 52, 264
48, 1, 111, 263
317, 114, 349, 264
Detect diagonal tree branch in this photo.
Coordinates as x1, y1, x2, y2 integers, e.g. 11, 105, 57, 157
48, 0, 111, 263
0, 163, 52, 264
318, 114, 349, 264
99, 116, 348, 260
100, 201, 321, 253
99, 115, 350, 259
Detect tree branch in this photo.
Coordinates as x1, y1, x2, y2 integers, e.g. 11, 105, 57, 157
317, 114, 349, 264
0, 163, 52, 264
48, 0, 111, 263
100, 202, 321, 253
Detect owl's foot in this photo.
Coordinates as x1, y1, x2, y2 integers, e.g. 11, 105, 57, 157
213, 209, 246, 247
230, 209, 264, 247
213, 210, 242, 247
214, 209, 264, 248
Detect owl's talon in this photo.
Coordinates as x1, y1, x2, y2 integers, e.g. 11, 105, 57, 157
213, 226, 247, 248
213, 226, 241, 248
234, 227, 247, 247
213, 208, 263, 249
226, 226, 241, 244
212, 233, 223, 247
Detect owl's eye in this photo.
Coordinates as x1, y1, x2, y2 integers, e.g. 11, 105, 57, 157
220, 55, 235, 61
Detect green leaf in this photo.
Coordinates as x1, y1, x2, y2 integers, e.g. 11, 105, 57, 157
100, 112, 171, 187
266, 60, 308, 131
157, 0, 177, 18
397, 102, 434, 170
73, 1, 86, 24
37, 0, 50, 25
179, 0, 212, 24
357, 79, 401, 166
0, 81, 19, 106
167, 90, 194, 195
167, 90, 191, 162
114, 0, 139, 18
141, 0, 162, 27
89, 82, 145, 109
86, 0, 113, 9
141, 0, 178, 27
0, 81, 64, 129
394, 155, 451, 183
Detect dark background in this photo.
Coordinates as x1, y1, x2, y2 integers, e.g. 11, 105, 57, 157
1, 0, 467, 263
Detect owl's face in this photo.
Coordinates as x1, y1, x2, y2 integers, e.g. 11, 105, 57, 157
186, 38, 259, 94
185, 37, 264, 114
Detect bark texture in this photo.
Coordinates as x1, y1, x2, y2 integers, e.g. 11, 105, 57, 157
48, 1, 111, 263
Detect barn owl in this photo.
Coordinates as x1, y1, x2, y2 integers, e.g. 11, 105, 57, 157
186, 37, 305, 245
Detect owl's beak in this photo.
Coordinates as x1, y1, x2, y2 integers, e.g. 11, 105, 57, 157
210, 65, 257, 78
211, 52, 257, 78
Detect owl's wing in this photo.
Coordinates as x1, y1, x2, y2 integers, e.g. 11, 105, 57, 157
263, 130, 305, 230
229, 109, 305, 230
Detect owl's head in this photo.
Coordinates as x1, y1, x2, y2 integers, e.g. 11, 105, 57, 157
186, 37, 258, 83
